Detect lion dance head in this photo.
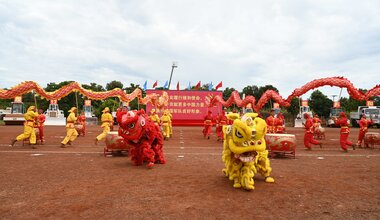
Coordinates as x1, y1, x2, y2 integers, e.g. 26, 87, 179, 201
117, 109, 165, 168
222, 112, 274, 190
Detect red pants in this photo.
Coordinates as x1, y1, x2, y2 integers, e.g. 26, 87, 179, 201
203, 125, 212, 137
357, 130, 366, 145
340, 132, 353, 150
304, 132, 320, 149
37, 126, 44, 141
216, 126, 223, 140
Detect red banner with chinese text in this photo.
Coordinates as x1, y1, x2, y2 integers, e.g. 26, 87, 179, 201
146, 90, 223, 126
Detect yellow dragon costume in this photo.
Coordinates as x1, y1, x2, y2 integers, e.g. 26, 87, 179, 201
222, 112, 274, 190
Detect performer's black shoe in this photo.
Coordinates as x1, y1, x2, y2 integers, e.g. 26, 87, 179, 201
67, 141, 72, 146
10, 139, 17, 147
319, 143, 323, 148
60, 143, 66, 148
94, 139, 98, 145
207, 136, 210, 139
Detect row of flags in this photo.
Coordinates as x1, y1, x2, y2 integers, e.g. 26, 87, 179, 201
142, 80, 223, 91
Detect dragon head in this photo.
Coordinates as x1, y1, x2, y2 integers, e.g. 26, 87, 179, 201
224, 112, 267, 163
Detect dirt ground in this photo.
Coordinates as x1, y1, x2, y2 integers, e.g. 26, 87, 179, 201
0, 124, 379, 220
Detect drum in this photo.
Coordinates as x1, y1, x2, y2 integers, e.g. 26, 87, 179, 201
265, 133, 296, 158
75, 124, 84, 134
314, 127, 325, 140
364, 132, 380, 148
104, 131, 129, 156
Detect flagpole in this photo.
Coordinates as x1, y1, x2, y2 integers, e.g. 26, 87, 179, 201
168, 62, 178, 89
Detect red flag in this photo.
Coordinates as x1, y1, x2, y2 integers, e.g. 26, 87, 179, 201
195, 81, 201, 90
176, 81, 180, 90
215, 81, 223, 90
152, 80, 158, 88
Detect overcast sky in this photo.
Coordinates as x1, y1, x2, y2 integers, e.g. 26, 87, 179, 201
0, 0, 379, 99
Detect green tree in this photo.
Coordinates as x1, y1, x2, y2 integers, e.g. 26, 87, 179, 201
95, 99, 118, 117
106, 80, 123, 91
341, 98, 365, 113
286, 97, 300, 117
309, 90, 333, 118
241, 85, 259, 97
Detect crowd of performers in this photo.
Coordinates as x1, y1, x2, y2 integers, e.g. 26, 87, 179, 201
8, 103, 375, 153
201, 107, 374, 152
10, 104, 174, 149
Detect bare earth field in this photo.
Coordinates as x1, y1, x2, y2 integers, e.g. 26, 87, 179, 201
0, 125, 379, 219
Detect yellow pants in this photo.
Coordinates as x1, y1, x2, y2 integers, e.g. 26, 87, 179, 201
61, 127, 78, 144
96, 125, 110, 141
169, 123, 173, 136
16, 126, 36, 144
162, 123, 170, 138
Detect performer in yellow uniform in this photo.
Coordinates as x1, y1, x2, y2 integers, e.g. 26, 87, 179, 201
161, 110, 171, 140
11, 106, 38, 148
61, 107, 79, 148
166, 109, 173, 137
150, 109, 160, 126
95, 107, 113, 145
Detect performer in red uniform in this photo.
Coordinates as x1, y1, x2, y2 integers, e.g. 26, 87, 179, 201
335, 112, 355, 152
312, 114, 322, 130
312, 114, 322, 138
36, 109, 46, 144
303, 113, 322, 150
203, 110, 213, 139
265, 109, 277, 134
77, 111, 86, 136
276, 112, 285, 133
216, 110, 228, 141
357, 114, 372, 147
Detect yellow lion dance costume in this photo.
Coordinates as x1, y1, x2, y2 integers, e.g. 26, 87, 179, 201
222, 112, 274, 190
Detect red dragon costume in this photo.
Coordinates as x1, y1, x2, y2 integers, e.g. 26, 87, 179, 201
116, 109, 166, 168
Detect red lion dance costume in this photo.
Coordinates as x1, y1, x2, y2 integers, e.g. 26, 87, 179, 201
116, 109, 166, 168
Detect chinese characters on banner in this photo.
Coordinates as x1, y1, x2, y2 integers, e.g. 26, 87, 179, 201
146, 90, 223, 126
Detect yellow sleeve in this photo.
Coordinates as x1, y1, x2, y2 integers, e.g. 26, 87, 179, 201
68, 113, 77, 122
